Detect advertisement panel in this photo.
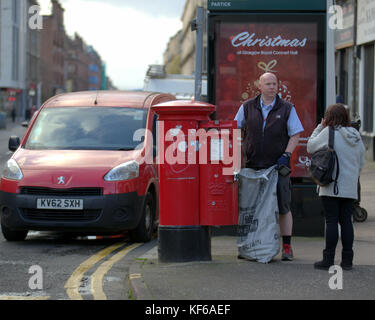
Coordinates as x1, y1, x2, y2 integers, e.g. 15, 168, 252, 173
211, 15, 324, 177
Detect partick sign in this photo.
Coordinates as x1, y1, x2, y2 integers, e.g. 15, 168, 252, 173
210, 1, 231, 7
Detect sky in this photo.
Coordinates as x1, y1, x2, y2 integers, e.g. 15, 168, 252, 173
39, 0, 185, 90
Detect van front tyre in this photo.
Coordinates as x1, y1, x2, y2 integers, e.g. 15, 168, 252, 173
130, 192, 155, 242
1, 223, 28, 241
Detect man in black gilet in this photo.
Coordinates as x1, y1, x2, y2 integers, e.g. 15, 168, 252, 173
235, 72, 304, 261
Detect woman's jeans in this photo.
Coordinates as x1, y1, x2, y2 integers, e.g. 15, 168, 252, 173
321, 196, 354, 253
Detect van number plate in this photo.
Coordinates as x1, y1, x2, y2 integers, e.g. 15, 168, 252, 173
37, 199, 83, 210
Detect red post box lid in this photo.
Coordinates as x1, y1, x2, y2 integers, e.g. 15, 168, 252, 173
152, 100, 216, 121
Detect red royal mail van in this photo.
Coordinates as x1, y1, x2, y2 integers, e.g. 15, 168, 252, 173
0, 91, 175, 242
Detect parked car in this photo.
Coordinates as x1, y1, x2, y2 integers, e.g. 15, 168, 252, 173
0, 91, 175, 242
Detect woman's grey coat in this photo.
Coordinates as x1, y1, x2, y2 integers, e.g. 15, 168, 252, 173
307, 124, 365, 199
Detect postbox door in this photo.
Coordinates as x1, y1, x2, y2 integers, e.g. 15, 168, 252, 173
199, 121, 239, 226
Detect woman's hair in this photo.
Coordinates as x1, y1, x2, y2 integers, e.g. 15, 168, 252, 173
324, 103, 350, 127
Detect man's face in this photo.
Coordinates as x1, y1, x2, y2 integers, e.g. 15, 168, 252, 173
258, 74, 278, 98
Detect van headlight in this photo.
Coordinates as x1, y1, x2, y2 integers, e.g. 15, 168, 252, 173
104, 160, 139, 181
2, 159, 23, 180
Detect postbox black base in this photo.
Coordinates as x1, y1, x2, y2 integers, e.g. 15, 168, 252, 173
158, 226, 212, 263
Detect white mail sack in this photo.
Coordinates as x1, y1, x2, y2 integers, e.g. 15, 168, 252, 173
237, 166, 280, 263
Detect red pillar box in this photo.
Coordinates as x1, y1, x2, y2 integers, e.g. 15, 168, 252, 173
152, 100, 215, 263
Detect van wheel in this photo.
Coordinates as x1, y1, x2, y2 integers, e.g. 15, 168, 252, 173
130, 192, 155, 242
1, 223, 28, 241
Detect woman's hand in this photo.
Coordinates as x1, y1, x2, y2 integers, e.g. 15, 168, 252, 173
321, 118, 326, 127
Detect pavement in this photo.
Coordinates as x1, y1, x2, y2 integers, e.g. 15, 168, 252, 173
129, 161, 375, 300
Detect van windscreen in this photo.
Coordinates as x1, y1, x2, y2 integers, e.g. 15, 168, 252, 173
25, 107, 148, 150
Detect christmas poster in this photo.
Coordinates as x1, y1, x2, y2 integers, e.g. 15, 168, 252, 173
215, 22, 319, 177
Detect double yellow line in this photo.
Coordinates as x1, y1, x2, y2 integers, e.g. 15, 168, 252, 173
65, 242, 141, 300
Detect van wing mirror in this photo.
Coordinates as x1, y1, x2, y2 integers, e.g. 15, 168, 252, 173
9, 136, 20, 152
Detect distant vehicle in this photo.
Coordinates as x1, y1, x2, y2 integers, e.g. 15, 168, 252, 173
0, 91, 175, 242
143, 67, 207, 100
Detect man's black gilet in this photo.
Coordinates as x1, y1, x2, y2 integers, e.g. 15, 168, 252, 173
243, 94, 292, 169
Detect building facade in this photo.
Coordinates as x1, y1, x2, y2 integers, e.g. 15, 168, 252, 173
26, 0, 41, 119
87, 46, 102, 91
162, 0, 208, 76
164, 30, 182, 74
356, 0, 375, 160
40, 0, 65, 102
1, 0, 113, 124
0, 0, 29, 122
335, 0, 375, 161
180, 0, 207, 76
41, 0, 109, 104
65, 33, 90, 93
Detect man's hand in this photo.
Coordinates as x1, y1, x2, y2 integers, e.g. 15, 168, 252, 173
277, 153, 291, 168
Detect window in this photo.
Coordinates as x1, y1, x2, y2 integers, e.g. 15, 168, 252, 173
338, 49, 348, 103
89, 76, 98, 84
25, 107, 149, 150
89, 64, 99, 73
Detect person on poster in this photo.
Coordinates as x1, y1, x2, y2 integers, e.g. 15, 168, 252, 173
234, 72, 304, 261
307, 104, 365, 270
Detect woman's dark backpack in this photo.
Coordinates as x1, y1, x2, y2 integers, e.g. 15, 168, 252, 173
308, 126, 339, 195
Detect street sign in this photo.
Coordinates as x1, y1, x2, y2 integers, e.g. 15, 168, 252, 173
208, 0, 326, 11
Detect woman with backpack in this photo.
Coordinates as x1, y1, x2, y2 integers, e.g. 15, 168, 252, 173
307, 103, 365, 270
